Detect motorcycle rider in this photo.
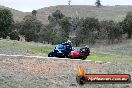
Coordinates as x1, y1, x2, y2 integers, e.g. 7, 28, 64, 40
80, 45, 90, 55
84, 46, 90, 53
61, 40, 72, 57
62, 40, 72, 49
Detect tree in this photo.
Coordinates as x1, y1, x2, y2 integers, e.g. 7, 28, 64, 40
95, 0, 101, 7
8, 21, 21, 40
48, 16, 57, 26
19, 15, 42, 42
76, 17, 100, 45
71, 16, 80, 30
9, 30, 20, 40
0, 8, 14, 38
32, 10, 37, 16
100, 20, 123, 44
39, 16, 61, 45
52, 10, 64, 24
39, 25, 55, 44
47, 11, 71, 44
39, 25, 50, 43
59, 17, 71, 42
121, 12, 132, 39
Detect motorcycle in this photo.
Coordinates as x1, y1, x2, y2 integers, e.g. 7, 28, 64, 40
48, 44, 90, 60
48, 44, 73, 58
70, 47, 90, 60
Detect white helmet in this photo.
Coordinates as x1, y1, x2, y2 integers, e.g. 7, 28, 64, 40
67, 40, 72, 44
85, 45, 89, 48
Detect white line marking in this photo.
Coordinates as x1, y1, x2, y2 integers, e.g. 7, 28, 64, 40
95, 61, 103, 63
43, 57, 68, 59
8, 55, 23, 57
83, 60, 92, 62
0, 53, 112, 63
71, 59, 82, 61
0, 54, 6, 56
106, 62, 111, 64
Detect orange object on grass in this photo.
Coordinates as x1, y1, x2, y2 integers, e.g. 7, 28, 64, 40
77, 65, 86, 76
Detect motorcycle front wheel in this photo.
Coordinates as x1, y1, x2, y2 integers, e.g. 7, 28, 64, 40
48, 52, 55, 57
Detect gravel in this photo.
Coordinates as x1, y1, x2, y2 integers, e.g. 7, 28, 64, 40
0, 56, 131, 88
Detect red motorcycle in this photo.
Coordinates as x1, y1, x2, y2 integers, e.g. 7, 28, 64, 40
70, 47, 90, 60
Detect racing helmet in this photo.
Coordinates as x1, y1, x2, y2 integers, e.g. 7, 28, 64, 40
85, 45, 89, 48
66, 40, 72, 44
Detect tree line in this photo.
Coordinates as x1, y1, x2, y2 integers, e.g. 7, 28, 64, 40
0, 8, 132, 46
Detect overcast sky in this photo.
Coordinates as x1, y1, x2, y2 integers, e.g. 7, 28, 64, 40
0, 0, 132, 12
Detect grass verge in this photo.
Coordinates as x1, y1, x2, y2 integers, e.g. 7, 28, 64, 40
0, 40, 53, 54
87, 55, 112, 62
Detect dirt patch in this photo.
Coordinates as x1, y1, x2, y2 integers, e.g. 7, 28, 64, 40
0, 57, 131, 88
0, 58, 104, 75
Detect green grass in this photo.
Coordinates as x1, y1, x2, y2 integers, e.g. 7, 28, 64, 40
86, 43, 132, 64
87, 54, 132, 64
0, 40, 53, 54
87, 55, 112, 62
0, 39, 132, 64
26, 46, 52, 54
86, 51, 132, 64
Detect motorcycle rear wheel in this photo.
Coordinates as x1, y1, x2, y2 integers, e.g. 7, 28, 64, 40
82, 56, 87, 60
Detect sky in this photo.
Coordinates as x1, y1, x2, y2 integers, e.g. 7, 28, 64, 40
0, 0, 132, 12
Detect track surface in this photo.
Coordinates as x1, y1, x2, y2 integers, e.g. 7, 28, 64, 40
0, 53, 111, 63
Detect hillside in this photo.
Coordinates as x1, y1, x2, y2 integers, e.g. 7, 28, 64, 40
0, 5, 30, 22
37, 5, 132, 24
1, 5, 132, 24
